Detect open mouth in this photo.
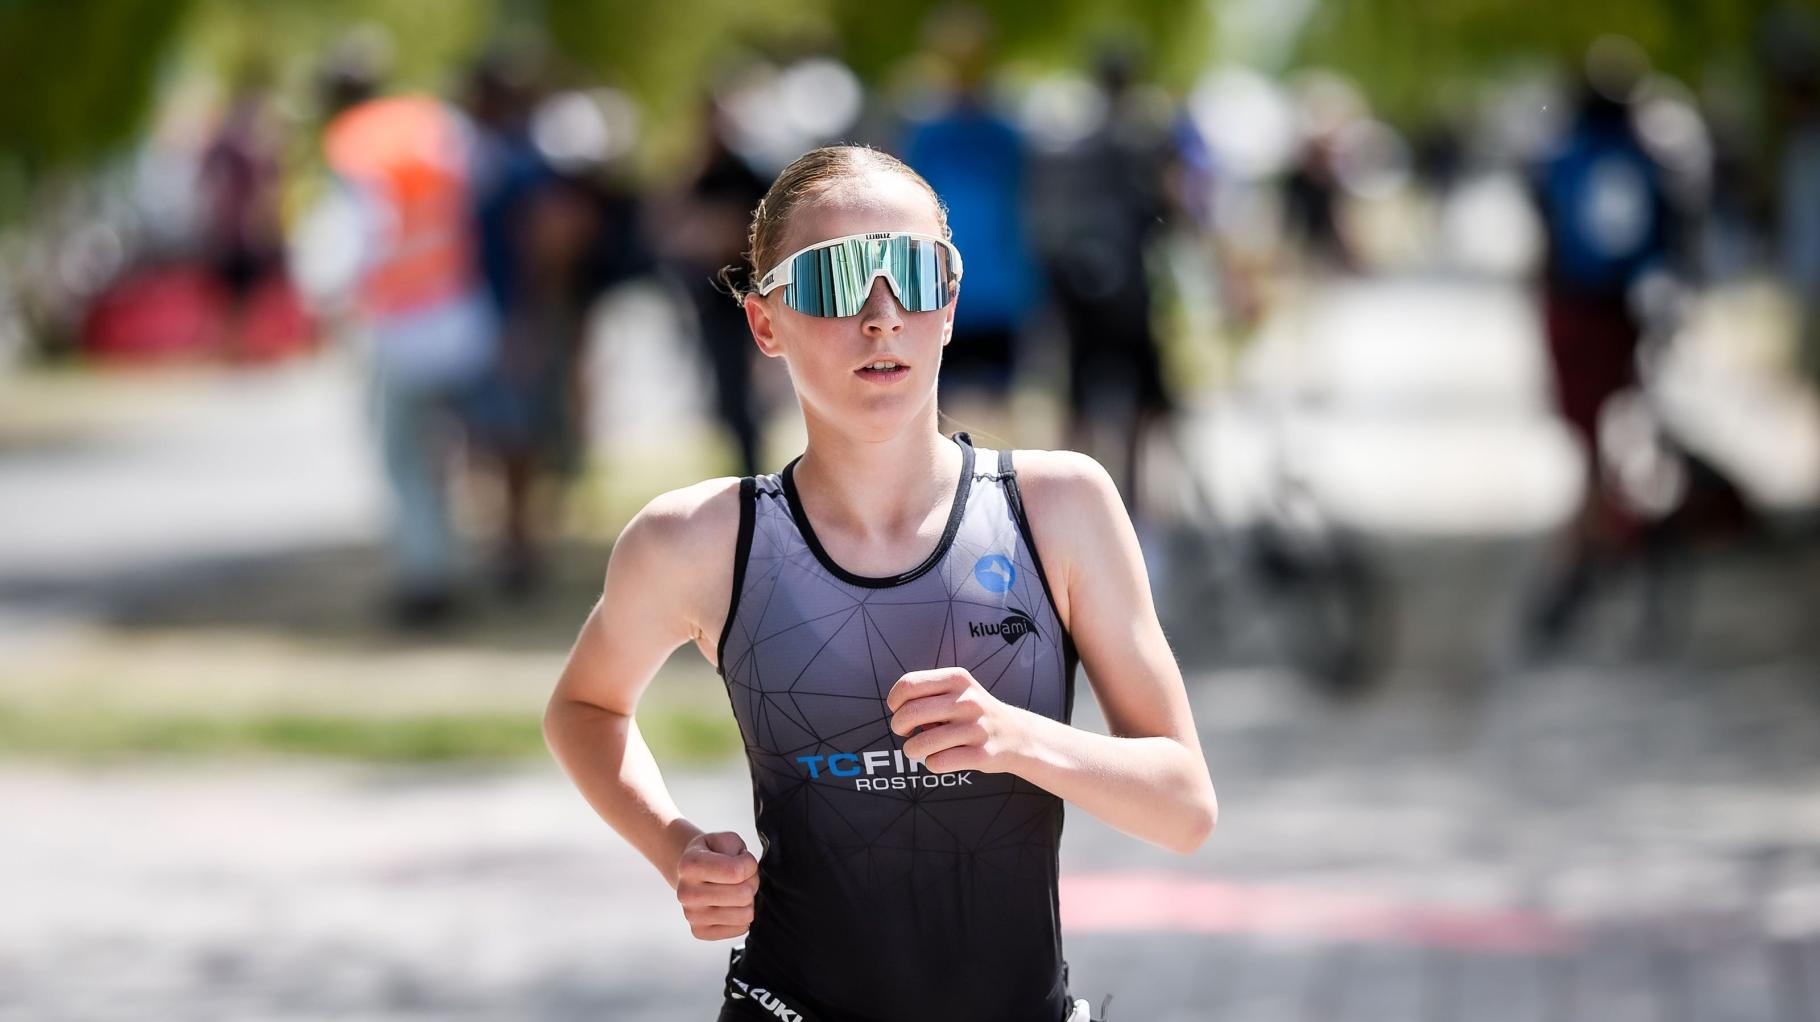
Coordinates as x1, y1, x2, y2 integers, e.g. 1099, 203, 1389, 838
856, 359, 910, 381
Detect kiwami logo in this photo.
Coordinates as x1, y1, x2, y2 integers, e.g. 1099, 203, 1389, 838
970, 610, 1036, 644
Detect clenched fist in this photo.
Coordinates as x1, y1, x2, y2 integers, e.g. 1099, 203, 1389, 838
675, 830, 759, 941
886, 667, 1031, 774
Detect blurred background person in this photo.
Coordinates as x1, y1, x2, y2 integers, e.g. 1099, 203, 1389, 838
1282, 75, 1363, 274
1030, 46, 1177, 538
1520, 38, 1680, 650
316, 40, 499, 628
461, 50, 651, 596
902, 4, 1041, 440
1155, 84, 1260, 337
197, 62, 287, 364
461, 48, 559, 597
654, 95, 773, 477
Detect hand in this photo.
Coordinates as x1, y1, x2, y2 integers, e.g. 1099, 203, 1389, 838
886, 667, 1029, 775
675, 830, 758, 941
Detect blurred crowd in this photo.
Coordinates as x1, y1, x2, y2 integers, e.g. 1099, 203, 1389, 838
5, 7, 1819, 640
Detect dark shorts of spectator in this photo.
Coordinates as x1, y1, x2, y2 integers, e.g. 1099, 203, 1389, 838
941, 326, 1017, 397
1059, 294, 1171, 421
211, 245, 281, 301
460, 359, 584, 475
1542, 289, 1639, 446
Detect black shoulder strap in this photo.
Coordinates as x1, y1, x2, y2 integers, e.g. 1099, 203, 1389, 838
714, 476, 757, 677
994, 449, 1080, 720
998, 450, 1053, 595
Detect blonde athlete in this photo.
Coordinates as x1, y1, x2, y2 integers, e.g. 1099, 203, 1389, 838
544, 145, 1217, 1022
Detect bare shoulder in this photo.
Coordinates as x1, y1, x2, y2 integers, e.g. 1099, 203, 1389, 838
610, 475, 745, 658
1011, 447, 1121, 520
552, 476, 745, 715
621, 475, 744, 548
1006, 449, 1128, 629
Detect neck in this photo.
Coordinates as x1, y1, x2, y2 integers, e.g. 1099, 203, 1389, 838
791, 396, 962, 544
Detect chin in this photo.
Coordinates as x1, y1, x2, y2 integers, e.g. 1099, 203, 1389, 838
807, 383, 933, 440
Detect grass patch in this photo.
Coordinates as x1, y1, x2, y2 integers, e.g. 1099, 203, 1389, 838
0, 703, 742, 765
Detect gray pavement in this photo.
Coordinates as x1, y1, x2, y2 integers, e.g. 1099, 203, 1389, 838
5, 593, 1818, 1021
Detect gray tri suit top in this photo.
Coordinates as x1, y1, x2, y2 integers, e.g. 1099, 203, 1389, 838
715, 431, 1081, 1022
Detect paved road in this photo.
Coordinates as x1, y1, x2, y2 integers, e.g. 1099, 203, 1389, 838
6, 608, 1818, 1021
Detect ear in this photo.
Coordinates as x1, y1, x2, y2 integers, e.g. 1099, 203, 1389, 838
745, 293, 784, 359
940, 283, 959, 346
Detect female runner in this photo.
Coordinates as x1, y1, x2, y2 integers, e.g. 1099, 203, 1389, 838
544, 144, 1217, 1022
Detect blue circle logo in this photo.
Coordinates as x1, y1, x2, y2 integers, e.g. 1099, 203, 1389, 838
973, 554, 1016, 593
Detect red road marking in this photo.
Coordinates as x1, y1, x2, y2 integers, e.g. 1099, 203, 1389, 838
1060, 872, 1576, 953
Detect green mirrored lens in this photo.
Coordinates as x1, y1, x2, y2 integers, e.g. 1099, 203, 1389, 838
783, 237, 953, 318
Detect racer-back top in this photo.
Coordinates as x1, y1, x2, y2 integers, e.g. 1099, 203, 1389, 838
715, 431, 1080, 1022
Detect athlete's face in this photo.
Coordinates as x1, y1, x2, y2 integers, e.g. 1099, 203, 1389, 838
744, 171, 956, 440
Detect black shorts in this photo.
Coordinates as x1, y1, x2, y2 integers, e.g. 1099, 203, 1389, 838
716, 944, 821, 1021
212, 245, 279, 300
714, 944, 1095, 1021
943, 326, 1018, 396
1057, 294, 1170, 418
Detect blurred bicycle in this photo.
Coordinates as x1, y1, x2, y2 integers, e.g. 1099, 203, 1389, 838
1154, 272, 1391, 698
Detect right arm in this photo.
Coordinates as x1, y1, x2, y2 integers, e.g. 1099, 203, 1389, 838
542, 477, 758, 939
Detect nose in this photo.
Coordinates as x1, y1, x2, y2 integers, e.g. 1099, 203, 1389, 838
858, 275, 903, 335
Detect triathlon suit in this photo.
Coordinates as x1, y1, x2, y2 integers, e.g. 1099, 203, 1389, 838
713, 431, 1082, 1022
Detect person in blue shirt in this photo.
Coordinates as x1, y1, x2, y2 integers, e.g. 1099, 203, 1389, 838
903, 63, 1041, 407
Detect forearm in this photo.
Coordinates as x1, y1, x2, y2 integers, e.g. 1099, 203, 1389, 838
1007, 709, 1217, 854
543, 699, 705, 889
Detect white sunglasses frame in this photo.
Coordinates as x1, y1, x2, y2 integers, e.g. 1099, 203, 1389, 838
753, 231, 965, 313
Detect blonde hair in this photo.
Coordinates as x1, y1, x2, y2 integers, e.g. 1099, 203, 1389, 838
721, 144, 951, 302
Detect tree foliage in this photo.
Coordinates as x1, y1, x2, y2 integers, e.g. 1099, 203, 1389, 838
0, 0, 195, 213
1294, 0, 1806, 123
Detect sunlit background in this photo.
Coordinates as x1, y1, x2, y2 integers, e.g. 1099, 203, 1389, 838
4, 0, 1820, 1018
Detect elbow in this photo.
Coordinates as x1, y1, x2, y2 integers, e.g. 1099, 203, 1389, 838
541, 697, 578, 756
540, 704, 562, 758
542, 696, 628, 757
1169, 788, 1218, 855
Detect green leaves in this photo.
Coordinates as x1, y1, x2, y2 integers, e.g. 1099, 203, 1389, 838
1293, 0, 1786, 125
0, 0, 194, 176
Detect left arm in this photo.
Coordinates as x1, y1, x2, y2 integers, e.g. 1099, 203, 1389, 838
887, 450, 1218, 855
